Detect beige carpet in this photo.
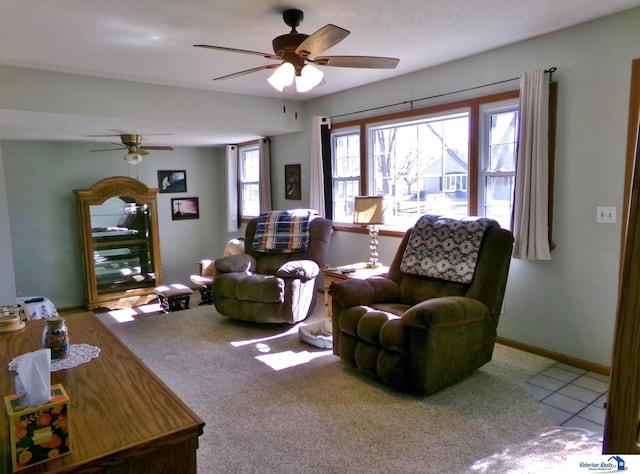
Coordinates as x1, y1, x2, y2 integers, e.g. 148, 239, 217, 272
96, 302, 602, 473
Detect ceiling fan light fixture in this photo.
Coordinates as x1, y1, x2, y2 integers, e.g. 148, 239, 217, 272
267, 62, 295, 91
295, 64, 324, 93
124, 152, 143, 165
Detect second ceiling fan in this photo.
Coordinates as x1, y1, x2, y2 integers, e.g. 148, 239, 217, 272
194, 9, 399, 92
91, 134, 173, 165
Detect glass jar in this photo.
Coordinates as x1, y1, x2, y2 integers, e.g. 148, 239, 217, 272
42, 317, 69, 360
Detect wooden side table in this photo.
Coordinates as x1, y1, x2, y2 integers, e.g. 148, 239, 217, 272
322, 263, 389, 318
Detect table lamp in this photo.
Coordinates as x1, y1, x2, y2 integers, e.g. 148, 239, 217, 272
353, 196, 385, 268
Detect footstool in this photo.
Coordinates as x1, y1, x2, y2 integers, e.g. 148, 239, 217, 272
154, 284, 193, 313
189, 274, 213, 305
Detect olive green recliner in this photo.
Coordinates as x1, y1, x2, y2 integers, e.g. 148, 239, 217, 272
329, 216, 514, 395
213, 215, 332, 324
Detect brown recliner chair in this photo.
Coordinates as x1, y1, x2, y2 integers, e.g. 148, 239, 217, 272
329, 216, 514, 395
189, 238, 245, 304
213, 215, 332, 324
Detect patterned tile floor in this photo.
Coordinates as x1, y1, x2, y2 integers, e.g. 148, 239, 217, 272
525, 362, 609, 441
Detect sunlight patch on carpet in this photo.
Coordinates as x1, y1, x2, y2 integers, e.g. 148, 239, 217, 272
229, 322, 333, 370
230, 324, 300, 347
104, 302, 163, 323
255, 349, 333, 370
470, 427, 604, 473
106, 308, 136, 323
138, 302, 162, 313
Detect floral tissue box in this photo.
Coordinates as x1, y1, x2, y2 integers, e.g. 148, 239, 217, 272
4, 384, 70, 472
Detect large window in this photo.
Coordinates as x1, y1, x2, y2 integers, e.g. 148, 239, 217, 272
330, 91, 520, 229
239, 143, 260, 218
369, 111, 470, 228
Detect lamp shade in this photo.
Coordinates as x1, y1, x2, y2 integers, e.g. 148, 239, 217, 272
267, 62, 295, 92
295, 64, 324, 93
353, 196, 385, 225
124, 152, 143, 165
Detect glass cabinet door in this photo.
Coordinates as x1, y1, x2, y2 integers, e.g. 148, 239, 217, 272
90, 197, 157, 294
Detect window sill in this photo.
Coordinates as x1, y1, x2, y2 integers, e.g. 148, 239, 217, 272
332, 223, 407, 238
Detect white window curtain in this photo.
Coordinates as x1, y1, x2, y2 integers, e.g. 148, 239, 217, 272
259, 138, 272, 212
310, 116, 329, 216
225, 145, 239, 231
512, 68, 551, 260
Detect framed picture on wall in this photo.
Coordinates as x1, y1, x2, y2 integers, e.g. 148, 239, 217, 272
171, 197, 199, 220
158, 170, 187, 193
284, 164, 301, 200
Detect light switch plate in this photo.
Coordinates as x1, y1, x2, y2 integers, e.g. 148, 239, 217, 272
597, 206, 616, 224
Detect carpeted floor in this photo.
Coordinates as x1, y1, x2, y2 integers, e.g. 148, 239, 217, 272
96, 302, 602, 473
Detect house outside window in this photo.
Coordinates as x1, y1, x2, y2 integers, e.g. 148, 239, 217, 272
239, 143, 260, 218
330, 92, 520, 230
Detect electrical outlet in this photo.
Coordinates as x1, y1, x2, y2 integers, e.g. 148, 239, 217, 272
596, 206, 616, 224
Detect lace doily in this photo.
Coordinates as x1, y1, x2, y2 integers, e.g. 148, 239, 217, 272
8, 344, 101, 372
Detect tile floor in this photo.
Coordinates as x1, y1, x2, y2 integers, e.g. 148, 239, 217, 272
525, 362, 609, 441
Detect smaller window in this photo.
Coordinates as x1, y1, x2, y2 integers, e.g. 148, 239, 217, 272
479, 100, 519, 229
331, 130, 360, 223
239, 143, 260, 218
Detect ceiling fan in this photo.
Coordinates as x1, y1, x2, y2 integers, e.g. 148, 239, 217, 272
91, 134, 174, 165
194, 9, 399, 93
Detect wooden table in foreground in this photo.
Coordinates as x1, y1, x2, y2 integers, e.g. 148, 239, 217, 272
0, 312, 205, 473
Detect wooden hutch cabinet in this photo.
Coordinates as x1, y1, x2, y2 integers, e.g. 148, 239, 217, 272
74, 176, 163, 309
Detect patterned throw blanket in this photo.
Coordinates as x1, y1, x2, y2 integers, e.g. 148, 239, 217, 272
252, 209, 317, 253
400, 215, 499, 284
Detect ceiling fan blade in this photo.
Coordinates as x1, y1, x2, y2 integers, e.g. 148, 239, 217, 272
194, 44, 280, 61
213, 64, 280, 81
136, 149, 150, 156
140, 146, 174, 151
90, 147, 125, 152
86, 134, 126, 138
313, 55, 399, 69
87, 133, 170, 138
295, 24, 349, 57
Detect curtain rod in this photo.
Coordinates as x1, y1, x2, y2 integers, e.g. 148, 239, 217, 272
329, 67, 557, 120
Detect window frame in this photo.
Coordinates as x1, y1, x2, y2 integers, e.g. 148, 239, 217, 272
329, 89, 522, 235
478, 99, 520, 229
330, 127, 361, 223
365, 108, 472, 227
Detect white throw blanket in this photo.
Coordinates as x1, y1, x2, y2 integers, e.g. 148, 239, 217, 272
400, 215, 499, 283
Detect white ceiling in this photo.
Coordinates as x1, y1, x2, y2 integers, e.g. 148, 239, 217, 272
1, 0, 639, 147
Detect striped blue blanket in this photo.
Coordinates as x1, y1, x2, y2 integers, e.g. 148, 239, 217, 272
252, 210, 317, 253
